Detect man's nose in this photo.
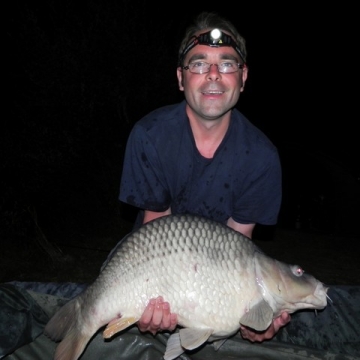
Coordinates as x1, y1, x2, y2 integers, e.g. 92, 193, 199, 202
207, 64, 221, 80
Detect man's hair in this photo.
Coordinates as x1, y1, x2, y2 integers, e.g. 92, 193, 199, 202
178, 12, 247, 66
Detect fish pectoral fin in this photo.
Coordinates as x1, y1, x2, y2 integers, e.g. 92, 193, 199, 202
179, 327, 213, 350
103, 316, 138, 339
239, 299, 273, 331
164, 333, 185, 360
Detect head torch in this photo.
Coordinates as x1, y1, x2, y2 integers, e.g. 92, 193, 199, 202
179, 28, 246, 65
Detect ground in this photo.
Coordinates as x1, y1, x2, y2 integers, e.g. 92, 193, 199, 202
1, 221, 359, 286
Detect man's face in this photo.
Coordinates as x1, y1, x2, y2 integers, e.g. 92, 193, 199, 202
177, 36, 248, 121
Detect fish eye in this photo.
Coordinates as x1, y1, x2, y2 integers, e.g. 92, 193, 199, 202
291, 265, 304, 277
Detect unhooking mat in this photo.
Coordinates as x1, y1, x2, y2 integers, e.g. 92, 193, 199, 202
0, 282, 359, 360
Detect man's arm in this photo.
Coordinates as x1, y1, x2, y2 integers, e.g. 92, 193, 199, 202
226, 217, 255, 238
143, 209, 171, 224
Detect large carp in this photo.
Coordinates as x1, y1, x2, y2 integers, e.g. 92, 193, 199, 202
44, 214, 328, 360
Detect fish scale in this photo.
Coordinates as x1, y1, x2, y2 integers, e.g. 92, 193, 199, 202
44, 214, 328, 360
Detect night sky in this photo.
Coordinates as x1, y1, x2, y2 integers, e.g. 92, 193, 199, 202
3, 2, 359, 239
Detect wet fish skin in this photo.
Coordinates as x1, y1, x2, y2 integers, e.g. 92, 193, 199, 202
44, 214, 328, 360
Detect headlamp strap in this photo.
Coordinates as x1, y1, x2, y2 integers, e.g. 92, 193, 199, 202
179, 29, 245, 65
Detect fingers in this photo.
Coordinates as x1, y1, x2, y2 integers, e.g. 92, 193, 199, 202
240, 324, 275, 342
158, 301, 171, 328
138, 298, 158, 331
138, 296, 177, 335
152, 297, 167, 327
169, 313, 178, 331
273, 312, 291, 331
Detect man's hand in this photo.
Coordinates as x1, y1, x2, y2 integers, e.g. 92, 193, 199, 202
240, 312, 291, 342
138, 296, 178, 335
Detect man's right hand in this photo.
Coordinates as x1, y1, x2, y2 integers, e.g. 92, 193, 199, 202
138, 296, 178, 335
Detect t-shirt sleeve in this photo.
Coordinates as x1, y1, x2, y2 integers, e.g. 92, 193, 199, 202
119, 125, 171, 211
232, 148, 282, 225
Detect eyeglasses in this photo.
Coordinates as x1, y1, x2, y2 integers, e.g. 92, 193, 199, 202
182, 61, 245, 74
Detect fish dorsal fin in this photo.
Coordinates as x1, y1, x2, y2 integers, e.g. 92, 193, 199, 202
179, 327, 213, 350
164, 333, 185, 360
239, 299, 273, 331
103, 316, 138, 339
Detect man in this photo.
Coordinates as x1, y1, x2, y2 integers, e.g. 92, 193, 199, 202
119, 11, 290, 342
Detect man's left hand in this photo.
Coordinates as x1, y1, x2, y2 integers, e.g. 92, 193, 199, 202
138, 296, 177, 335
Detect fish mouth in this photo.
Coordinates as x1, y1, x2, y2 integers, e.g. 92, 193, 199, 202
302, 282, 329, 309
316, 281, 328, 293
280, 283, 328, 314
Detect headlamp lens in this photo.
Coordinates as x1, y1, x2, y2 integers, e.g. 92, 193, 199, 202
210, 29, 221, 41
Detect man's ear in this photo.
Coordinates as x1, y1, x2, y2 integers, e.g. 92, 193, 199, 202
177, 67, 184, 91
240, 65, 248, 92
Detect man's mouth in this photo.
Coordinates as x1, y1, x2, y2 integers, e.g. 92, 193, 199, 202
202, 90, 224, 95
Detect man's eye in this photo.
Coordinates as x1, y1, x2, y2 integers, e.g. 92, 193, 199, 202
192, 62, 206, 67
221, 62, 236, 68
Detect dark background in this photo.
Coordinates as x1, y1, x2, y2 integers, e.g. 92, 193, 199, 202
2, 1, 359, 251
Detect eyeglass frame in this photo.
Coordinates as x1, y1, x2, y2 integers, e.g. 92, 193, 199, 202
182, 61, 246, 74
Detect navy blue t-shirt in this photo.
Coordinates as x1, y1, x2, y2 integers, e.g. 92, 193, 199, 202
120, 101, 282, 226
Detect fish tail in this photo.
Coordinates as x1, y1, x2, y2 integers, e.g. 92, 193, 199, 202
44, 298, 79, 341
44, 298, 92, 360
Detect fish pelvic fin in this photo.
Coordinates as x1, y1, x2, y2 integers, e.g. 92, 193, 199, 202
164, 327, 215, 359
239, 299, 273, 331
103, 316, 138, 339
179, 327, 213, 350
212, 338, 227, 351
164, 333, 185, 360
